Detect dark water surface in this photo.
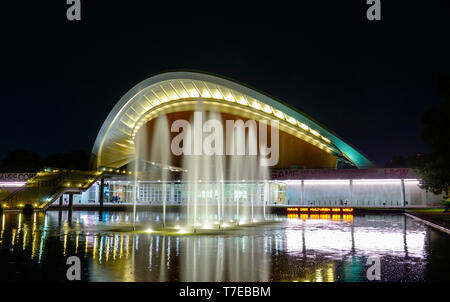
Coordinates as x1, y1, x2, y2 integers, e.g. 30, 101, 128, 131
0, 211, 449, 282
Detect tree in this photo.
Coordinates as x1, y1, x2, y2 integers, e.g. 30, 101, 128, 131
385, 153, 428, 169
418, 76, 450, 199
65, 150, 90, 170
42, 150, 90, 170
0, 149, 41, 172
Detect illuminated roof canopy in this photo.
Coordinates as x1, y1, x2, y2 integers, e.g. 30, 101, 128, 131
92, 71, 373, 169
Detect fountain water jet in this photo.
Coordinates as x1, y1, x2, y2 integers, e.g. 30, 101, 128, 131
149, 115, 171, 228
129, 103, 273, 232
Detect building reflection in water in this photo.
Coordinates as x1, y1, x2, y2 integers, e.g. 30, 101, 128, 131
181, 235, 270, 282
0, 210, 431, 281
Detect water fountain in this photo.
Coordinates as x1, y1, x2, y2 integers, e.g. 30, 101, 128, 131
149, 115, 171, 228
129, 101, 273, 234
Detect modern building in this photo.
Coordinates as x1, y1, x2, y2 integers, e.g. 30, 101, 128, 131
92, 71, 373, 169
84, 71, 441, 208
0, 71, 443, 210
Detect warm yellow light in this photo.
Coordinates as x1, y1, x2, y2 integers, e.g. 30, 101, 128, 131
180, 91, 189, 98
66, 182, 71, 186
332, 214, 341, 220
298, 122, 309, 131
263, 105, 272, 113
225, 94, 235, 102
286, 116, 297, 125
252, 101, 262, 110
18, 204, 24, 208
189, 90, 199, 98
201, 90, 211, 98
33, 203, 38, 208
145, 228, 154, 233
321, 136, 331, 144
310, 129, 320, 137
213, 91, 223, 99
343, 214, 354, 222
320, 214, 331, 220
274, 110, 285, 119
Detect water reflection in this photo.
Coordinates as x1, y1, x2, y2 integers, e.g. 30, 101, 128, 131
0, 210, 449, 281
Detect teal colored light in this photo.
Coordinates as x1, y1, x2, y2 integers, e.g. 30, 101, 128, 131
92, 71, 374, 168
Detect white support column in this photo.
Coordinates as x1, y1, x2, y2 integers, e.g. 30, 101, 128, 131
264, 181, 270, 204
95, 183, 99, 203
400, 179, 406, 207
301, 180, 305, 205
256, 182, 260, 205
170, 182, 175, 205
112, 182, 115, 202
349, 179, 353, 205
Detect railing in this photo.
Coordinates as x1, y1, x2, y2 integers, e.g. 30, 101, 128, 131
2, 169, 103, 209
284, 200, 402, 207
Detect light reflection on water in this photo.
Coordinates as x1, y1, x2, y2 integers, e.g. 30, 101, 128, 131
0, 211, 449, 281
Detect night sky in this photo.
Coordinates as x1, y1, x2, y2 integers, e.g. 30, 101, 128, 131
0, 1, 449, 167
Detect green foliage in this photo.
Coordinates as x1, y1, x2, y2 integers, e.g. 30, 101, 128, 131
42, 150, 90, 171
0, 149, 90, 172
442, 200, 450, 212
418, 159, 450, 198
416, 76, 450, 198
0, 150, 41, 172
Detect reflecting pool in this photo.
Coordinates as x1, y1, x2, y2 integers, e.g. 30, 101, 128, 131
0, 211, 449, 281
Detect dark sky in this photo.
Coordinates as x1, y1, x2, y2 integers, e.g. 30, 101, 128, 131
0, 1, 449, 167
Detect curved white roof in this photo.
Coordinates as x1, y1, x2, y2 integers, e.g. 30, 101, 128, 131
92, 71, 373, 168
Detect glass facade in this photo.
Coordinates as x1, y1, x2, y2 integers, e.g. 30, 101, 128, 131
79, 181, 278, 205
76, 178, 435, 207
